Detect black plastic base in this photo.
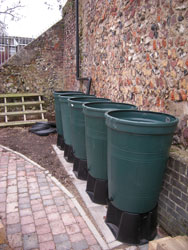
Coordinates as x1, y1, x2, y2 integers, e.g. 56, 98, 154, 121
86, 173, 108, 205
105, 201, 157, 245
64, 144, 74, 163
73, 156, 88, 180
57, 134, 65, 150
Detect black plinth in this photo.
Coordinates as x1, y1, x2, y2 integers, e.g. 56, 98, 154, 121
57, 134, 65, 150
64, 144, 74, 163
105, 201, 157, 245
86, 173, 108, 205
73, 156, 88, 180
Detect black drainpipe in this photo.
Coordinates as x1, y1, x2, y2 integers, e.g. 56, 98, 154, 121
75, 0, 92, 95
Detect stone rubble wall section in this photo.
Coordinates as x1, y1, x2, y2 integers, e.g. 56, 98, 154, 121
79, 0, 188, 147
0, 19, 65, 113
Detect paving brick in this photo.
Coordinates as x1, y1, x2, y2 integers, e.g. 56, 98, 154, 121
0, 181, 7, 188
0, 202, 6, 212
32, 203, 44, 212
90, 245, 102, 250
38, 182, 49, 187
28, 183, 39, 190
58, 205, 70, 213
18, 181, 27, 188
7, 202, 18, 213
54, 197, 65, 206
62, 213, 76, 225
27, 178, 37, 183
19, 203, 31, 209
36, 223, 51, 235
40, 189, 51, 196
0, 194, 6, 203
0, 212, 6, 220
17, 171, 26, 177
35, 217, 48, 226
19, 197, 30, 204
38, 232, 53, 243
82, 228, 92, 236
42, 194, 53, 200
47, 212, 61, 221
7, 179, 17, 186
18, 187, 28, 193
50, 221, 66, 235
29, 188, 40, 194
50, 186, 59, 192
23, 233, 39, 249
31, 198, 42, 205
45, 205, 58, 214
70, 232, 84, 242
40, 185, 49, 190
8, 232, 22, 248
22, 223, 36, 234
52, 190, 62, 197
76, 216, 87, 229
43, 199, 54, 206
0, 188, 6, 194
56, 240, 71, 250
18, 192, 28, 198
54, 233, 69, 243
33, 210, 46, 220
67, 199, 75, 209
7, 223, 21, 235
20, 208, 32, 217
40, 240, 56, 250
85, 234, 97, 245
8, 174, 16, 180
30, 193, 41, 200
21, 215, 34, 225
66, 224, 80, 235
7, 212, 20, 225
7, 186, 17, 194
72, 239, 89, 250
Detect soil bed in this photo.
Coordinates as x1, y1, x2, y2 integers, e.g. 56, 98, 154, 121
0, 126, 72, 188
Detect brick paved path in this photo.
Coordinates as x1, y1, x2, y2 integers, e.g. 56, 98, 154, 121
0, 146, 102, 250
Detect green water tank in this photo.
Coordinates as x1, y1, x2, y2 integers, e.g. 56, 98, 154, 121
58, 92, 85, 146
68, 97, 110, 160
83, 102, 137, 180
105, 110, 178, 213
53, 91, 82, 136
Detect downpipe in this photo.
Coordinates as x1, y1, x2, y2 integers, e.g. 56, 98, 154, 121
75, 0, 92, 95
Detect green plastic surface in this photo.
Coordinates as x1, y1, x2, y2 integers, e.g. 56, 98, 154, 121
58, 93, 85, 146
83, 102, 137, 180
53, 91, 82, 136
105, 110, 178, 213
69, 97, 110, 160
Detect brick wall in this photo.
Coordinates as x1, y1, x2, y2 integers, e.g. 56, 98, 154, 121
159, 147, 188, 235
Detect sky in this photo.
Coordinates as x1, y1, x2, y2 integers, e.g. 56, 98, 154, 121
3, 0, 67, 38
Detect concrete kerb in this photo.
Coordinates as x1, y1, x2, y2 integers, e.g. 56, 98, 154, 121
0, 144, 109, 250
